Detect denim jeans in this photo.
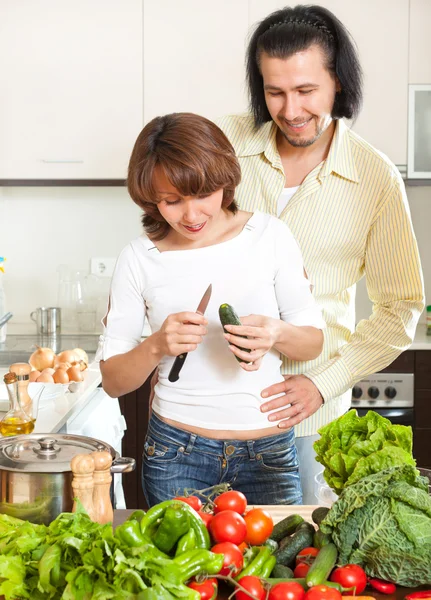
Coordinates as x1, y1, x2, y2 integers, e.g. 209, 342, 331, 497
142, 412, 302, 507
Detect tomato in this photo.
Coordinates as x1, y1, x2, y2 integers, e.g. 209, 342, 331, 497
296, 547, 320, 564
188, 577, 218, 600
269, 581, 306, 600
304, 585, 343, 600
209, 510, 247, 545
244, 508, 274, 545
213, 490, 247, 515
174, 496, 203, 512
211, 541, 243, 576
294, 562, 311, 578
330, 564, 367, 595
198, 511, 213, 527
238, 541, 249, 553
236, 575, 266, 600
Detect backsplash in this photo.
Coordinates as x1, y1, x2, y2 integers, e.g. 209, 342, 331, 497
0, 184, 429, 329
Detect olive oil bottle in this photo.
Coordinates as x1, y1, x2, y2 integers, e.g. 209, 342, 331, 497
0, 372, 34, 436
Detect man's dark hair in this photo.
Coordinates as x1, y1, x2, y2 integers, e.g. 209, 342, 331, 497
246, 4, 363, 127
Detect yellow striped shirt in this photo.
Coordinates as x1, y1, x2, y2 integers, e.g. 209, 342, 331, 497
218, 113, 425, 436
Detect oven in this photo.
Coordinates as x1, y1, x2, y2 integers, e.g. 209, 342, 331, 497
351, 373, 414, 427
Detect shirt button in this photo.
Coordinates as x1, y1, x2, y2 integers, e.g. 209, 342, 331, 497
225, 445, 235, 456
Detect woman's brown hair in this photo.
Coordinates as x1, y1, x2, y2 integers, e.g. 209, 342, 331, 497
127, 112, 242, 240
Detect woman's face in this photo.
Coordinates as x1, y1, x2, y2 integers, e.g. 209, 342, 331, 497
153, 166, 225, 246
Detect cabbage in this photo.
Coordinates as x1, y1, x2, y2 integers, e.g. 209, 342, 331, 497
320, 465, 431, 586
313, 409, 415, 494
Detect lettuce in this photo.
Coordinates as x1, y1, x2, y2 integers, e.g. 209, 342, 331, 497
314, 409, 416, 494
320, 465, 431, 586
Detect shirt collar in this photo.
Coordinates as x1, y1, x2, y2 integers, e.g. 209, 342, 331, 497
238, 118, 359, 183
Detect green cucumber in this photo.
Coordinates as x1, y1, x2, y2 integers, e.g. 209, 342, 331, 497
295, 521, 316, 536
311, 506, 330, 527
270, 513, 304, 543
218, 303, 250, 360
271, 564, 295, 579
305, 543, 338, 588
313, 529, 332, 549
274, 524, 314, 567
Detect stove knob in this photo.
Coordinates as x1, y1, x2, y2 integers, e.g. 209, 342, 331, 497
368, 386, 380, 399
352, 386, 363, 399
385, 386, 397, 399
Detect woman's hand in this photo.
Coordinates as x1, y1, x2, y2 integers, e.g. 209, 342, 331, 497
155, 312, 208, 357
223, 314, 281, 371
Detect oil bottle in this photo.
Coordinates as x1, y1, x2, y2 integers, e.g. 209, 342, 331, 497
0, 372, 34, 436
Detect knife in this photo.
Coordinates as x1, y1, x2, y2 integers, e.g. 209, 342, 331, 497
168, 284, 212, 383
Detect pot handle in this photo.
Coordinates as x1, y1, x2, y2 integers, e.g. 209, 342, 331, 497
110, 456, 136, 473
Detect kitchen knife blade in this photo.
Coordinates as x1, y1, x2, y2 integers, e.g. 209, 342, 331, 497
168, 284, 212, 383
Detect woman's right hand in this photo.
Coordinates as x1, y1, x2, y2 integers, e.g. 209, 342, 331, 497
154, 312, 208, 357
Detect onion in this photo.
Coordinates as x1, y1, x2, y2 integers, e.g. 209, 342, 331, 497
36, 372, 55, 383
73, 348, 89, 365
73, 359, 88, 372
67, 365, 83, 382
53, 369, 69, 384
41, 368, 55, 376
29, 370, 41, 382
55, 361, 71, 371
55, 350, 79, 366
29, 346, 56, 371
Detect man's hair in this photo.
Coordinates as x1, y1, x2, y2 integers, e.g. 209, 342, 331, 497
127, 113, 241, 240
246, 4, 363, 127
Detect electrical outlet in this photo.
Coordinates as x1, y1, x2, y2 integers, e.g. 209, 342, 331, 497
90, 257, 116, 277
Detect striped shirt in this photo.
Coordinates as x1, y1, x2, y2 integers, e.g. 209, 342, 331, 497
218, 113, 425, 437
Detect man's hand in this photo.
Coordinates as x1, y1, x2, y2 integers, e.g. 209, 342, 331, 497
260, 375, 324, 428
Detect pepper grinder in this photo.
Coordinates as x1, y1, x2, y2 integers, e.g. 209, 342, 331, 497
71, 453, 96, 521
90, 449, 113, 524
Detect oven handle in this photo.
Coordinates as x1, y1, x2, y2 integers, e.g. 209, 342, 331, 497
356, 407, 414, 426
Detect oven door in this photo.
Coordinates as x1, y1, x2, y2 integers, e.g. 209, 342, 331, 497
356, 407, 414, 427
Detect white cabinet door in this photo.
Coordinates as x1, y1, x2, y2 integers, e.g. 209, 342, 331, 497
0, 0, 143, 180
248, 0, 409, 166
143, 0, 249, 123
409, 0, 431, 84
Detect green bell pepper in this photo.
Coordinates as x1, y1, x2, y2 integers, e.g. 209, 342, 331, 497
153, 504, 190, 554
116, 518, 146, 548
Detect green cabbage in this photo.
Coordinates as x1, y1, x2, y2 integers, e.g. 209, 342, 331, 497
314, 409, 416, 494
320, 465, 431, 586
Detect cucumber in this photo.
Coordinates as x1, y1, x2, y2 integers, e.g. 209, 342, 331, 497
313, 529, 332, 549
264, 538, 279, 553
271, 564, 295, 579
274, 524, 314, 567
218, 303, 250, 360
311, 506, 330, 527
305, 543, 338, 588
270, 514, 304, 543
295, 521, 316, 536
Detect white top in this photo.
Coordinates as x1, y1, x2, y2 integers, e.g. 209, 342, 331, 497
277, 186, 299, 217
96, 211, 325, 430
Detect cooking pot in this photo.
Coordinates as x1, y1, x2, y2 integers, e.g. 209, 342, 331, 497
0, 433, 135, 525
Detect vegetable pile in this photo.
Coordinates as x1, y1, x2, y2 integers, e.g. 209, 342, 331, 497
314, 409, 415, 495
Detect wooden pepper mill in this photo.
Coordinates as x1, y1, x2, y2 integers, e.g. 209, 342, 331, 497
90, 449, 113, 524
71, 453, 96, 521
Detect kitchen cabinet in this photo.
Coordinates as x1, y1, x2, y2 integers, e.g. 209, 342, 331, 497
409, 0, 431, 84
0, 0, 142, 183
414, 351, 431, 468
143, 0, 249, 123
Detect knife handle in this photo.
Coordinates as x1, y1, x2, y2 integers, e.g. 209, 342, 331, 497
168, 352, 188, 383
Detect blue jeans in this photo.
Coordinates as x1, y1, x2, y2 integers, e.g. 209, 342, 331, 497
142, 412, 302, 507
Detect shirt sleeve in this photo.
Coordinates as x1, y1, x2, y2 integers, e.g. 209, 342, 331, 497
273, 219, 326, 329
95, 243, 147, 362
305, 174, 425, 401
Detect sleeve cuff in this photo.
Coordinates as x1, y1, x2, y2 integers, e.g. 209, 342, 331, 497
305, 357, 354, 402
95, 334, 139, 362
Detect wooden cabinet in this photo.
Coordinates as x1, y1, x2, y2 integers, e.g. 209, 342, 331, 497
414, 351, 431, 468
0, 0, 142, 182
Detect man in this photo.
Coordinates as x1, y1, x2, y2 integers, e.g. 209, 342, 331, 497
218, 4, 425, 503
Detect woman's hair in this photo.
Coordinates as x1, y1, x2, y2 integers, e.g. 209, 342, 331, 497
127, 113, 241, 240
246, 4, 363, 127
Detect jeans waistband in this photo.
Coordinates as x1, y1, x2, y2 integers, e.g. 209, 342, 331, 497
148, 412, 295, 458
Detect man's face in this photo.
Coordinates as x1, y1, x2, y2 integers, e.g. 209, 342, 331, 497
260, 45, 339, 148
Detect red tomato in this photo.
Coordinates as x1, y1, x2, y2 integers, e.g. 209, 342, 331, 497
198, 511, 213, 528
213, 490, 247, 515
330, 564, 367, 595
304, 585, 343, 600
174, 496, 203, 512
296, 547, 320, 564
269, 581, 306, 600
209, 510, 247, 545
211, 542, 244, 576
294, 562, 311, 578
236, 575, 266, 600
244, 508, 274, 545
188, 577, 218, 600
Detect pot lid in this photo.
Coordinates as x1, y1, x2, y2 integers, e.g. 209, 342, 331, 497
0, 433, 115, 472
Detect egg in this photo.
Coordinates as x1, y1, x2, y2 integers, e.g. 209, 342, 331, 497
41, 368, 55, 376
29, 370, 41, 382
67, 365, 83, 382
53, 369, 69, 384
36, 372, 55, 383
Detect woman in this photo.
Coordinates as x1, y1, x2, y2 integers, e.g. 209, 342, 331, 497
97, 113, 325, 506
